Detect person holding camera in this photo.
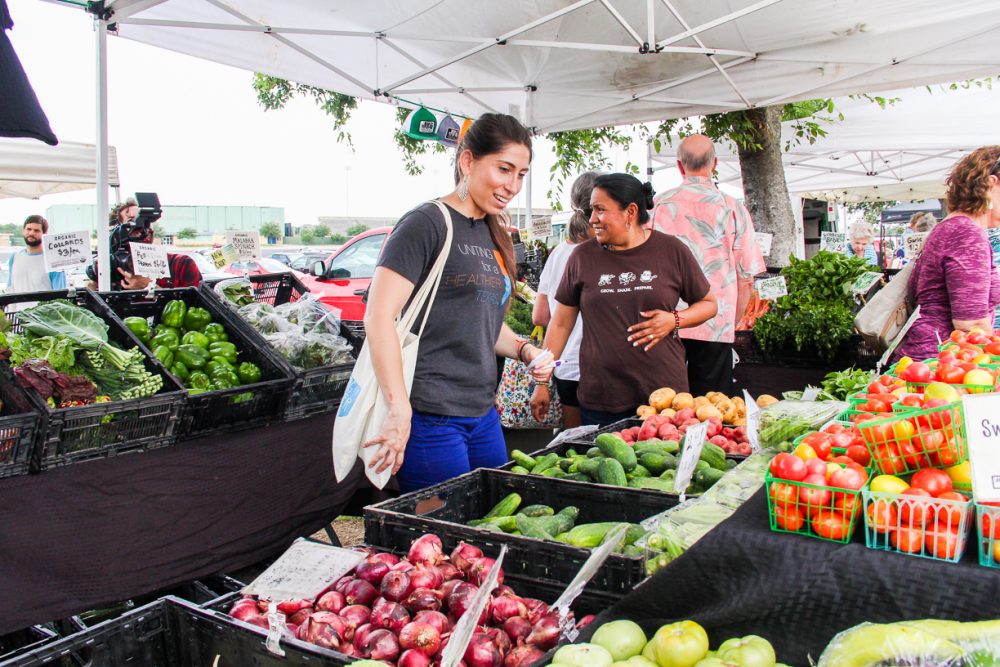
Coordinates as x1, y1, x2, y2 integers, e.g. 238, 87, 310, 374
113, 223, 202, 289
6, 215, 67, 293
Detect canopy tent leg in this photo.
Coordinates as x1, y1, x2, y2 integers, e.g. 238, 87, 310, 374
94, 13, 111, 291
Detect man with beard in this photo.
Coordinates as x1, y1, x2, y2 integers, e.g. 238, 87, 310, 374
6, 215, 66, 293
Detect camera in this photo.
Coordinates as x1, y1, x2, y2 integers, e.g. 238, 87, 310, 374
87, 192, 162, 288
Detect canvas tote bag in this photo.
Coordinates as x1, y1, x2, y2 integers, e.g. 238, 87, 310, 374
854, 254, 919, 353
332, 201, 452, 488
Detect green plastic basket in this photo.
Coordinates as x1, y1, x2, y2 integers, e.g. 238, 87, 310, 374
857, 402, 967, 476
976, 503, 1000, 568
765, 467, 866, 544
863, 487, 972, 563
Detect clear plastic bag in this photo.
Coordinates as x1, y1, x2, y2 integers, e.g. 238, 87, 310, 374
758, 399, 848, 449
213, 277, 256, 308
817, 619, 988, 667
264, 329, 353, 370
272, 293, 342, 336
238, 302, 295, 336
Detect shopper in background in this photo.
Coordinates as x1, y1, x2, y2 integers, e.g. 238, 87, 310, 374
650, 134, 765, 395
6, 215, 66, 293
532, 173, 716, 427
532, 171, 599, 429
363, 113, 552, 492
897, 146, 1000, 361
845, 221, 879, 265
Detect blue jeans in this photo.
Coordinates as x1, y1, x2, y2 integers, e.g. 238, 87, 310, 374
397, 408, 507, 493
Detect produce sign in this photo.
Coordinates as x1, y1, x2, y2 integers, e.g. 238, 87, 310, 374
41, 229, 90, 272
962, 392, 1000, 503
820, 231, 847, 254
755, 276, 788, 301
226, 230, 261, 261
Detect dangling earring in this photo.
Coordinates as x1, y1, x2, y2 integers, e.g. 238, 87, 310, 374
458, 175, 469, 201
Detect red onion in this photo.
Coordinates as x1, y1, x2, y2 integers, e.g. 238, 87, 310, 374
391, 560, 416, 573
355, 558, 392, 587
333, 574, 354, 593
248, 615, 270, 630
413, 610, 450, 635
399, 621, 443, 657
502, 616, 532, 644
296, 619, 311, 641
410, 565, 443, 591
437, 562, 463, 582
492, 585, 516, 598
504, 645, 546, 667
365, 628, 401, 662
468, 558, 503, 587
315, 591, 345, 613
490, 595, 526, 624
403, 588, 444, 613
446, 582, 480, 620
229, 598, 261, 621
256, 599, 272, 613
525, 611, 561, 650
288, 608, 312, 626
276, 599, 311, 615
576, 614, 596, 630
486, 626, 512, 656
305, 611, 347, 650
352, 623, 374, 653
399, 648, 434, 667
451, 541, 484, 573
371, 599, 411, 634
441, 579, 465, 600
380, 570, 413, 602
344, 579, 378, 607
522, 598, 549, 624
338, 605, 370, 641
369, 551, 401, 566
285, 623, 299, 637
408, 534, 445, 566
464, 631, 503, 667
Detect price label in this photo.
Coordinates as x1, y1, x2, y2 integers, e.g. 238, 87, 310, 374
801, 386, 821, 401
904, 232, 929, 259
674, 421, 709, 497
530, 215, 552, 239
41, 230, 90, 272
226, 230, 261, 261
129, 242, 170, 279
852, 271, 883, 295
243, 539, 366, 602
755, 232, 773, 258
756, 275, 788, 301
743, 389, 761, 453
820, 231, 847, 254
962, 393, 1000, 502
211, 244, 239, 269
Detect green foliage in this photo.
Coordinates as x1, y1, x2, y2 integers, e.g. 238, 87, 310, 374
545, 127, 639, 207
844, 200, 902, 223
329, 232, 347, 244
176, 227, 198, 240
254, 73, 358, 144
313, 224, 330, 238
260, 222, 282, 239
152, 222, 167, 239
504, 298, 534, 336
300, 228, 315, 243
346, 223, 369, 237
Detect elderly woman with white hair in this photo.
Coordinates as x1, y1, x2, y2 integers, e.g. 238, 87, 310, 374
845, 222, 878, 265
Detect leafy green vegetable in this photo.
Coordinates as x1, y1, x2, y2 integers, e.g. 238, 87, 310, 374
504, 298, 534, 337
821, 367, 874, 400
27, 336, 77, 374
17, 300, 137, 370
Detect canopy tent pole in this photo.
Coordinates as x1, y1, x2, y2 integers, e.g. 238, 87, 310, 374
523, 87, 533, 237
94, 13, 110, 291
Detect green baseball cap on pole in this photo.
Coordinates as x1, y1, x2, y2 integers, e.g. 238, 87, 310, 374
403, 106, 438, 140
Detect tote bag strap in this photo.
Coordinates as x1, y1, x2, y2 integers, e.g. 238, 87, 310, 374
395, 200, 454, 337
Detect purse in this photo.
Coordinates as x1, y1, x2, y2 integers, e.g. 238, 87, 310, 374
854, 258, 917, 354
496, 326, 563, 429
332, 201, 452, 489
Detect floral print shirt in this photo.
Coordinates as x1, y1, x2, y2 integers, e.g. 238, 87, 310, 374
651, 176, 766, 343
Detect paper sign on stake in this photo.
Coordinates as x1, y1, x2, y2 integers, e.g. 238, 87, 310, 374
552, 523, 629, 622
820, 231, 847, 254
530, 215, 552, 239
265, 602, 287, 657
852, 271, 884, 295
756, 276, 788, 301
743, 390, 761, 453
961, 393, 1000, 502
42, 230, 91, 272
129, 243, 170, 280
755, 232, 773, 257
674, 421, 709, 499
225, 230, 261, 261
904, 232, 929, 258
243, 539, 366, 602
211, 243, 239, 269
440, 546, 507, 667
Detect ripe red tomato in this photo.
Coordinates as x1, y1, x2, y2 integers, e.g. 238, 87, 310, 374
770, 453, 807, 481
940, 365, 967, 384
834, 494, 860, 521
804, 458, 827, 477
860, 422, 894, 446
802, 432, 834, 460
769, 482, 799, 512
983, 511, 1000, 540
867, 499, 898, 533
891, 525, 925, 553
933, 492, 967, 528
859, 399, 889, 413
902, 362, 933, 383
828, 466, 865, 491
899, 488, 932, 526
811, 510, 851, 541
984, 341, 1000, 356
799, 475, 833, 514
900, 394, 924, 408
910, 469, 953, 497
926, 523, 961, 559
829, 432, 854, 451
950, 330, 967, 343
968, 331, 990, 345
873, 442, 908, 475
823, 423, 847, 435
774, 504, 805, 531
899, 440, 929, 470
845, 444, 871, 467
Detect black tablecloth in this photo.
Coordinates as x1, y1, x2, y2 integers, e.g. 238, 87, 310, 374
588, 489, 1000, 666
0, 413, 365, 634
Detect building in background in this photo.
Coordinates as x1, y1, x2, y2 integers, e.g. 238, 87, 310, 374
45, 204, 285, 240
315, 216, 396, 236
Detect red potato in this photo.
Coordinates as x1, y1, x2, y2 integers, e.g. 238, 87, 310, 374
705, 417, 723, 438
709, 435, 729, 449
673, 408, 696, 424
731, 426, 747, 442
638, 422, 660, 441
722, 427, 736, 439
735, 442, 752, 456
658, 424, 679, 439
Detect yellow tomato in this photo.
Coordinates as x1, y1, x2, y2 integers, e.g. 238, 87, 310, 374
973, 353, 993, 365
964, 369, 995, 392
895, 356, 914, 373
891, 386, 908, 397
793, 443, 818, 461
945, 461, 972, 486
925, 382, 961, 403
871, 474, 910, 494
825, 462, 842, 481
970, 327, 986, 335
892, 420, 915, 441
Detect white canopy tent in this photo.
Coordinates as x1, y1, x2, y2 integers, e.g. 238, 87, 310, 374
648, 84, 999, 202
48, 0, 1000, 287
0, 138, 120, 199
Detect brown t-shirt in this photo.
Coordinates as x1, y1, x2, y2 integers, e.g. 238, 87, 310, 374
555, 232, 710, 412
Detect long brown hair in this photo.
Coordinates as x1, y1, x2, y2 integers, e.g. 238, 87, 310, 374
946, 145, 1000, 215
454, 113, 533, 282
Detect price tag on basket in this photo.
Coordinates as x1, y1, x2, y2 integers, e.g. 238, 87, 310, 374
440, 545, 507, 667
674, 421, 709, 499
41, 229, 90, 272
242, 538, 366, 602
211, 243, 239, 269
756, 276, 788, 301
755, 232, 773, 258
743, 390, 761, 453
129, 242, 170, 279
820, 231, 847, 253
852, 271, 883, 295
225, 230, 261, 261
961, 393, 1000, 502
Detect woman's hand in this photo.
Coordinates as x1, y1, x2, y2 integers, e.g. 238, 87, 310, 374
362, 402, 413, 474
530, 384, 551, 423
627, 310, 676, 351
522, 344, 555, 383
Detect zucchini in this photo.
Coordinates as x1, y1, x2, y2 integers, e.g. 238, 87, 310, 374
482, 493, 521, 520
596, 458, 628, 486
595, 433, 638, 471
520, 504, 555, 517
511, 449, 536, 470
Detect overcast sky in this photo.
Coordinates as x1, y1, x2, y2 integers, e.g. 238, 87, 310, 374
1, 0, 672, 230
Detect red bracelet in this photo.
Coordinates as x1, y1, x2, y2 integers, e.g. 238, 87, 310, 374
671, 311, 682, 338
516, 339, 528, 362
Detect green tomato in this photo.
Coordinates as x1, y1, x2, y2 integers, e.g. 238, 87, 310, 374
692, 658, 739, 667
612, 657, 659, 667
715, 635, 776, 667
592, 620, 647, 661
552, 643, 614, 667
648, 621, 709, 667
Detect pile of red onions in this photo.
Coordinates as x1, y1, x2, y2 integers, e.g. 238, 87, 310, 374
227, 534, 565, 667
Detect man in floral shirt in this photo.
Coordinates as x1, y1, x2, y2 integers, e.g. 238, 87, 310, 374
651, 134, 765, 394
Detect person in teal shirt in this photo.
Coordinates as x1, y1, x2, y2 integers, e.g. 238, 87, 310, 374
845, 222, 878, 266
6, 215, 66, 293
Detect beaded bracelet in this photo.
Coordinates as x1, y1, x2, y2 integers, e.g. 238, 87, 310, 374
516, 339, 530, 363
671, 310, 682, 338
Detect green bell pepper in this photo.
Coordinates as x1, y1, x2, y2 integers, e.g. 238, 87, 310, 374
181, 330, 210, 349
203, 323, 229, 344
183, 307, 212, 333
188, 371, 211, 390
153, 345, 174, 368
162, 300, 187, 329
208, 341, 238, 364
154, 325, 181, 340
205, 360, 225, 378
171, 360, 190, 383
210, 376, 235, 391
237, 361, 262, 385
123, 316, 150, 343
211, 356, 235, 371
210, 369, 240, 388
176, 344, 210, 370
151, 330, 180, 352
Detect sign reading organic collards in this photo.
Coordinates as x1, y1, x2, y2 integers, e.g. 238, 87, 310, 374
41, 230, 90, 272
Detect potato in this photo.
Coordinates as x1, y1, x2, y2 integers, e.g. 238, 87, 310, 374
721, 405, 738, 423
636, 404, 657, 418
649, 387, 677, 412
659, 408, 677, 419
671, 392, 694, 411
757, 394, 779, 408
732, 396, 746, 415
695, 404, 723, 421
693, 396, 710, 408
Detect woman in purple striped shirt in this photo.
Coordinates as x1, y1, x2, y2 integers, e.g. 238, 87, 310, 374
897, 146, 1000, 361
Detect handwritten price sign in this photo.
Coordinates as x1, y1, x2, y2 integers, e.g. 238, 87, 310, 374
211, 244, 239, 269
225, 231, 261, 261
130, 243, 171, 279
42, 230, 90, 272
820, 231, 847, 254
756, 275, 788, 301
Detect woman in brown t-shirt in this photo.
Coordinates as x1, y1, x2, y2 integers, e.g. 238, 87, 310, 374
531, 173, 717, 426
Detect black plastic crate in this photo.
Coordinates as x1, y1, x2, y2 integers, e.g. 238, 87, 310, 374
734, 331, 879, 370
3, 596, 349, 667
364, 468, 676, 599
200, 273, 359, 421
98, 287, 295, 439
0, 626, 58, 664
0, 290, 185, 468
0, 361, 42, 478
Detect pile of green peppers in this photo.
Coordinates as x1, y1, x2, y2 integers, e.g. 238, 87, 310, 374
142, 299, 263, 395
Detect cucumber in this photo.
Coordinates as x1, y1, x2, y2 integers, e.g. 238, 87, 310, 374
631, 477, 677, 493
629, 464, 652, 478
577, 457, 603, 478
471, 515, 518, 532
595, 433, 638, 471
519, 507, 578, 539
515, 514, 555, 540
638, 452, 668, 475
531, 453, 559, 474
699, 442, 728, 470
482, 492, 521, 520
561, 522, 620, 548
510, 465, 529, 474
511, 449, 536, 470
541, 467, 564, 478
586, 446, 602, 458
661, 440, 681, 454
565, 448, 578, 457
520, 504, 555, 517
597, 458, 628, 486
694, 467, 725, 489
563, 473, 591, 482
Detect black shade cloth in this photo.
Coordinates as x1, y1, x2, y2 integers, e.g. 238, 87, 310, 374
0, 0, 57, 145
734, 363, 830, 399
586, 489, 1000, 666
0, 413, 364, 634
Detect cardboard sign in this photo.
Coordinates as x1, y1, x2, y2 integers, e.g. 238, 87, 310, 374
756, 275, 788, 301
211, 244, 239, 269
904, 232, 929, 259
852, 271, 884, 295
962, 393, 1000, 502
820, 231, 847, 254
225, 230, 261, 261
243, 539, 366, 602
41, 230, 90, 272
755, 232, 773, 258
674, 421, 709, 497
129, 243, 170, 279
530, 215, 552, 239
743, 389, 761, 453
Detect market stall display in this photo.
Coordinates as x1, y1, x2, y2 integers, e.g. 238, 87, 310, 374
0, 361, 41, 478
